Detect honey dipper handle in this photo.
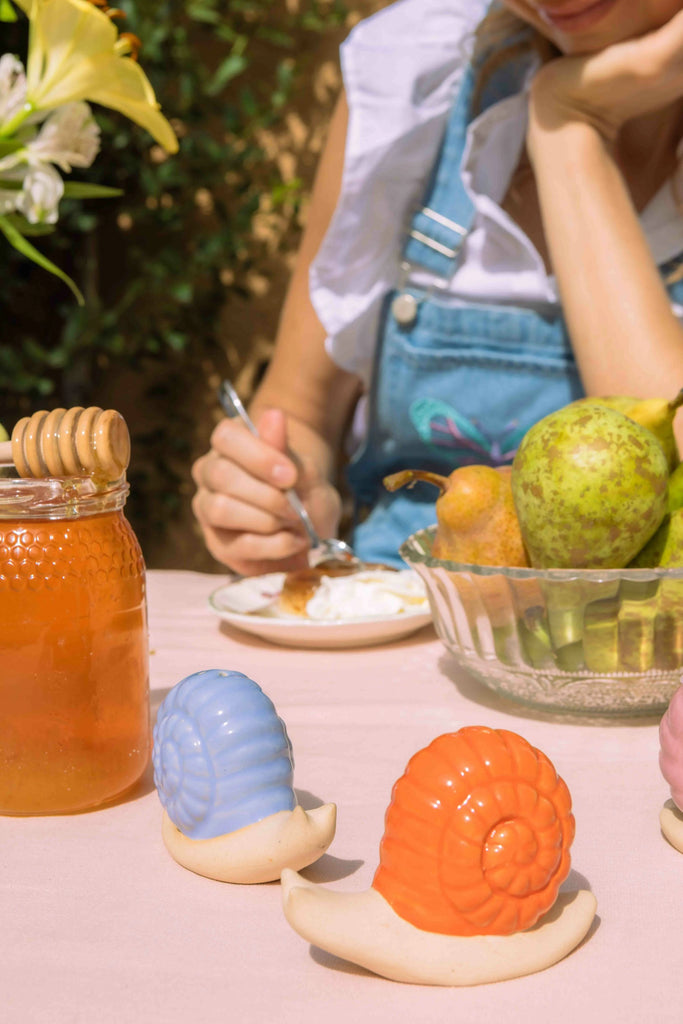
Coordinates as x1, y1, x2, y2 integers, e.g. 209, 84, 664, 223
0, 440, 11, 466
5, 407, 131, 479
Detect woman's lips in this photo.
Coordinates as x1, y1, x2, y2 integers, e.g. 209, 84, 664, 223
537, 0, 620, 33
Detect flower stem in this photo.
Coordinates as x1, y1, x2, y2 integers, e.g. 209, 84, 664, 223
0, 102, 35, 139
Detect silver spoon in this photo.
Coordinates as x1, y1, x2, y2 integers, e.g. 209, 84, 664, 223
218, 380, 360, 568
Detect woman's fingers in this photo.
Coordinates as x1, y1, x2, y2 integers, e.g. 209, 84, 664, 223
191, 479, 303, 536
587, 11, 683, 113
208, 407, 299, 487
198, 522, 310, 578
194, 450, 301, 526
531, 10, 683, 135
191, 406, 328, 575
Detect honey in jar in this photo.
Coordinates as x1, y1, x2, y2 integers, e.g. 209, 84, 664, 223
0, 475, 149, 814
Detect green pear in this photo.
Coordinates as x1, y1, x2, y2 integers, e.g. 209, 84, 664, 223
511, 403, 669, 569
668, 462, 683, 513
582, 593, 621, 673
628, 518, 670, 567
630, 507, 683, 567
519, 604, 556, 670
578, 395, 638, 414
572, 390, 683, 471
654, 508, 683, 567
615, 578, 660, 672
626, 509, 683, 670
0, 422, 7, 443
656, 567, 683, 671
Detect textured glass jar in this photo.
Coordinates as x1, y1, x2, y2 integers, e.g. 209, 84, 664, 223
0, 475, 149, 814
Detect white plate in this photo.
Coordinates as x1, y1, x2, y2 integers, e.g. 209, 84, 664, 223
208, 574, 433, 649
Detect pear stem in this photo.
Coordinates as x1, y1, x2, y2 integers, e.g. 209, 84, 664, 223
669, 388, 683, 415
382, 469, 448, 494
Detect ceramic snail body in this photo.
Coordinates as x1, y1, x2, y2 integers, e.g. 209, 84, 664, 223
659, 684, 683, 852
153, 670, 336, 882
281, 726, 596, 986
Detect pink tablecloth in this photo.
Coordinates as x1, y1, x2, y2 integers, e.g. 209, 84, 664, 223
2, 570, 682, 1023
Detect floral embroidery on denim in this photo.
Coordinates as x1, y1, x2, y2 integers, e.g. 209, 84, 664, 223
409, 397, 526, 466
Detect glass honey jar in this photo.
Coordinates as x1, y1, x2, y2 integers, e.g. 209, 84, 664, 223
0, 474, 149, 814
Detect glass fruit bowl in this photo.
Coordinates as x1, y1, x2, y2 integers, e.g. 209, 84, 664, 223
400, 526, 683, 716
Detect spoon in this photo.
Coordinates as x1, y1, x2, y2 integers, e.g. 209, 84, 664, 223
218, 380, 360, 568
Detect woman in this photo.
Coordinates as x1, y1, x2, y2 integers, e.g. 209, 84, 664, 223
192, 0, 683, 574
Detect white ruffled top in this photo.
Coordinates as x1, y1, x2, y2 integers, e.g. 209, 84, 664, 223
309, 0, 683, 388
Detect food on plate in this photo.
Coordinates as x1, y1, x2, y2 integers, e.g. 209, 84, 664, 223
383, 465, 529, 567
280, 561, 428, 620
279, 560, 365, 616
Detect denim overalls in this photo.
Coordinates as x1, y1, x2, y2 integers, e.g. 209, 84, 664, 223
346, 56, 683, 567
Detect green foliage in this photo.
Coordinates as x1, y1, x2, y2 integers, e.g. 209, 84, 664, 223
0, 0, 347, 559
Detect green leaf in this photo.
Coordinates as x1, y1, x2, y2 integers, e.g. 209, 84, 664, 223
0, 139, 23, 158
187, 3, 220, 24
62, 182, 124, 199
207, 53, 248, 95
0, 214, 84, 305
171, 281, 193, 303
3, 213, 55, 237
0, 0, 17, 21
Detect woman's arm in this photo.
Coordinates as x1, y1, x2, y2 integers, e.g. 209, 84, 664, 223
192, 92, 363, 575
251, 91, 362, 481
526, 13, 683, 440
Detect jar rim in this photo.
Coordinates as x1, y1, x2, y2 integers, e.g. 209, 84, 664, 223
0, 474, 129, 520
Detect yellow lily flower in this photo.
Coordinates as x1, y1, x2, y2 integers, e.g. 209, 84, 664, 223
12, 0, 177, 152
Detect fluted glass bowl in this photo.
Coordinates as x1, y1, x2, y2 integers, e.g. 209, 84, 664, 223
400, 526, 683, 716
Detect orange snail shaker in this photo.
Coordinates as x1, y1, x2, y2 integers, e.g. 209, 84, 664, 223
372, 726, 575, 936
0, 409, 149, 814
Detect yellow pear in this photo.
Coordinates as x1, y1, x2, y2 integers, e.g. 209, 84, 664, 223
383, 465, 529, 567
623, 391, 683, 472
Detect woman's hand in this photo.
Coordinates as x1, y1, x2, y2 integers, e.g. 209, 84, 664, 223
520, 7, 683, 412
191, 407, 343, 577
191, 92, 360, 575
528, 10, 683, 145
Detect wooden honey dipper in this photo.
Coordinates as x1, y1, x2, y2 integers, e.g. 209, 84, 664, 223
0, 407, 131, 479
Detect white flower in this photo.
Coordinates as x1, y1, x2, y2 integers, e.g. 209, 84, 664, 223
0, 187, 21, 214
0, 166, 26, 213
0, 54, 27, 131
27, 101, 100, 172
16, 161, 63, 223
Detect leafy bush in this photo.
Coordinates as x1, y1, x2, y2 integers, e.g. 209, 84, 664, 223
0, 0, 348, 564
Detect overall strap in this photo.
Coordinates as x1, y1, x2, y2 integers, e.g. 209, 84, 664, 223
402, 63, 477, 279
402, 50, 534, 280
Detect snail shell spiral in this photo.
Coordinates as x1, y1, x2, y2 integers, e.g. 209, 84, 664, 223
372, 726, 574, 936
659, 685, 683, 811
152, 669, 296, 840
